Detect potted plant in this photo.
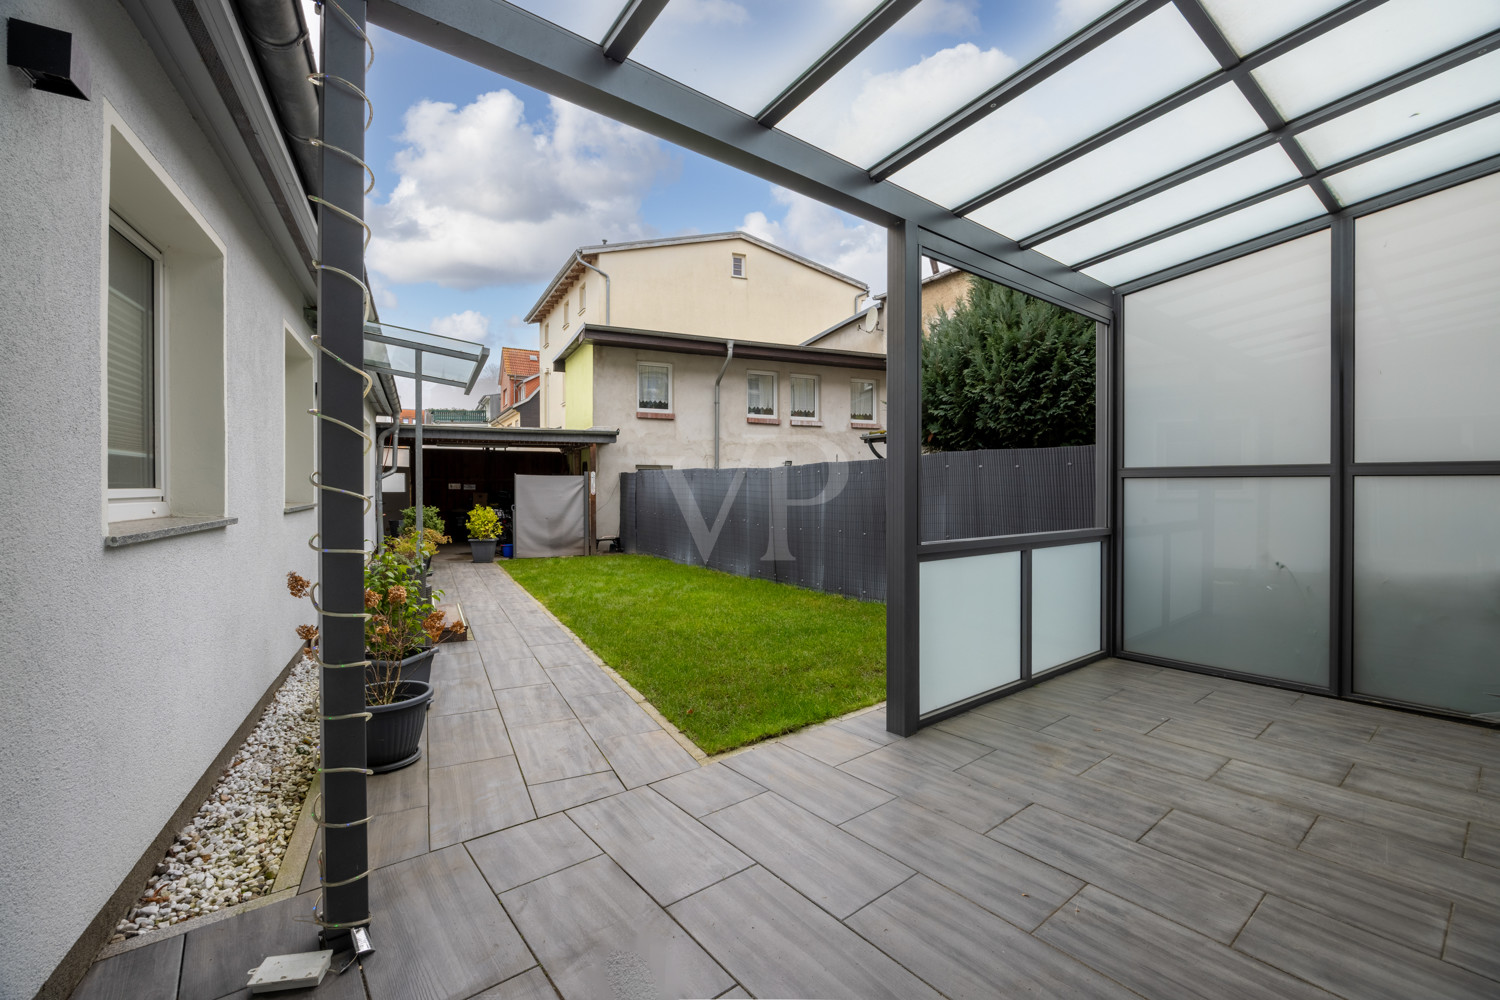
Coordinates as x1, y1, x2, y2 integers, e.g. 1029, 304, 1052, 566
466, 504, 502, 563
286, 558, 465, 772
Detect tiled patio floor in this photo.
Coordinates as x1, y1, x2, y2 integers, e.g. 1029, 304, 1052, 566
74, 552, 1500, 999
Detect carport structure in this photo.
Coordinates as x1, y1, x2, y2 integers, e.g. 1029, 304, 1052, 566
306, 0, 1500, 954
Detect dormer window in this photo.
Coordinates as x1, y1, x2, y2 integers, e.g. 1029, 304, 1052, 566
731, 253, 746, 279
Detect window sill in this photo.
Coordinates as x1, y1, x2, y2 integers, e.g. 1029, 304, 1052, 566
636, 411, 674, 420
851, 421, 882, 430
746, 416, 780, 425
106, 515, 237, 548
791, 418, 823, 427
284, 503, 316, 514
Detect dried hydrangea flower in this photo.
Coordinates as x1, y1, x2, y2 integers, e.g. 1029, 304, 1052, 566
364, 588, 380, 608
286, 572, 311, 598
295, 624, 319, 645
386, 585, 408, 605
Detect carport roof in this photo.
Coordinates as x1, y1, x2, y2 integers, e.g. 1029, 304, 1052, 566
392, 425, 619, 448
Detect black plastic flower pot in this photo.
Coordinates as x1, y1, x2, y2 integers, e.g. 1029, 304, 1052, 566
365, 645, 437, 687
366, 680, 432, 773
469, 537, 498, 563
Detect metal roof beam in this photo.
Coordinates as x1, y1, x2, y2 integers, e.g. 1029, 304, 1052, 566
1016, 26, 1500, 250
757, 0, 923, 128
365, 0, 1114, 318
868, 0, 1169, 182
601, 0, 668, 63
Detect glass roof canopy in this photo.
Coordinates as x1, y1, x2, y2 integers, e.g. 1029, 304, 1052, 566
493, 0, 1500, 290
364, 321, 490, 391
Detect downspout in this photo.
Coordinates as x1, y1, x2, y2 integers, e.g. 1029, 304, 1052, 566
714, 340, 734, 470
573, 251, 611, 325
375, 421, 399, 549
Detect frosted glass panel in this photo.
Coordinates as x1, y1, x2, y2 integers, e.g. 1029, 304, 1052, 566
1123, 231, 1330, 467
1200, 0, 1346, 54
1354, 477, 1500, 717
1084, 188, 1325, 286
1032, 542, 1102, 673
1355, 172, 1500, 462
506, 0, 623, 42
891, 6, 1218, 208
920, 552, 1021, 713
1326, 114, 1500, 206
968, 85, 1266, 240
1123, 478, 1330, 684
1252, 0, 1500, 120
1296, 50, 1500, 168
1036, 146, 1302, 266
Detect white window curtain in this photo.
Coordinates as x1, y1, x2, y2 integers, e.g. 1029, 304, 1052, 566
107, 227, 155, 489
748, 372, 775, 415
851, 380, 875, 421
791, 375, 818, 418
638, 364, 670, 410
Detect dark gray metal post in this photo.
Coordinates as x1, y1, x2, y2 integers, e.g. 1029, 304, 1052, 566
885, 219, 921, 735
414, 351, 423, 536
316, 0, 369, 941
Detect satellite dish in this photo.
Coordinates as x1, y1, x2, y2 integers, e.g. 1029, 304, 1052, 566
859, 304, 880, 332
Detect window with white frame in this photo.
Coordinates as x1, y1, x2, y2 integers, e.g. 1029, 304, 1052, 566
544, 321, 550, 347
747, 371, 776, 417
284, 329, 316, 507
637, 362, 672, 413
851, 379, 877, 423
563, 300, 570, 327
731, 253, 746, 278
790, 374, 819, 420
106, 220, 161, 501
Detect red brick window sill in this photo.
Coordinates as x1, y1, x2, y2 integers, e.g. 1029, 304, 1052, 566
746, 416, 781, 425
790, 418, 823, 427
636, 411, 675, 420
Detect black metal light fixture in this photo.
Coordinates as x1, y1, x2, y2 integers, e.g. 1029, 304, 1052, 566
7, 18, 90, 100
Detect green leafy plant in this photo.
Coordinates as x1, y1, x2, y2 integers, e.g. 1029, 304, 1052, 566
399, 505, 445, 535
390, 526, 450, 560
921, 276, 1095, 452
466, 505, 502, 540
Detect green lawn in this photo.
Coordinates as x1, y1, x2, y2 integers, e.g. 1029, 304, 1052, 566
502, 555, 885, 754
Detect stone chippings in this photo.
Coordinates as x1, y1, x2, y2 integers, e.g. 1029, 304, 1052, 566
109, 655, 320, 941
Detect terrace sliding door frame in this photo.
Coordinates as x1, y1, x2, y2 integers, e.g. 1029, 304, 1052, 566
1110, 158, 1500, 726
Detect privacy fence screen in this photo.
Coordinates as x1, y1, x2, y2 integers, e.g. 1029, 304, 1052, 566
620, 446, 1095, 602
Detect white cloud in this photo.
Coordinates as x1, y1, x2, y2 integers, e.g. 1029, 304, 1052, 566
368, 92, 673, 289
661, 0, 748, 26
428, 310, 490, 341
1055, 0, 1119, 31
369, 273, 398, 312
741, 187, 887, 296
894, 0, 980, 37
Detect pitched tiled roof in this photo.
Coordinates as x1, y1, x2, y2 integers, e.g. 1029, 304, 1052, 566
501, 346, 540, 379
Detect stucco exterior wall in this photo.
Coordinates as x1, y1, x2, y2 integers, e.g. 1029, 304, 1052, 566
0, 4, 335, 995
922, 268, 971, 328
588, 347, 884, 538
563, 344, 594, 430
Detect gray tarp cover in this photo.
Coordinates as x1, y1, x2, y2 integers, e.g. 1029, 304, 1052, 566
514, 474, 586, 557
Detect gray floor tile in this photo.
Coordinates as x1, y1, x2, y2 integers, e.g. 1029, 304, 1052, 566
846, 875, 1139, 1000
483, 656, 551, 691
429, 755, 535, 848
669, 866, 942, 1000
723, 743, 893, 824
715, 989, 750, 999
1149, 717, 1351, 783
703, 792, 913, 918
1234, 895, 1498, 1000
1141, 810, 1451, 955
1445, 902, 1500, 982
839, 744, 1027, 833
494, 684, 574, 729
1264, 722, 1483, 790
780, 723, 885, 765
501, 855, 732, 1000
597, 731, 699, 788
71, 934, 181, 1000
177, 895, 321, 1000
991, 804, 1262, 944
1369, 722, 1500, 771
934, 714, 1108, 773
565, 689, 659, 742
1102, 689, 1272, 737
1042, 714, 1229, 778
467, 813, 601, 894
1213, 760, 1468, 852
527, 772, 624, 817
965, 692, 1070, 731
652, 762, 764, 817
882, 727, 992, 770
831, 708, 902, 746
1081, 754, 1316, 845
364, 846, 534, 1000
530, 642, 594, 668
543, 663, 620, 699
843, 797, 1080, 931
1466, 822, 1500, 868
509, 720, 609, 786
1342, 763, 1500, 825
367, 754, 428, 815
1036, 886, 1337, 1000
370, 804, 430, 870
567, 786, 751, 905
431, 675, 498, 716
466, 967, 558, 1000
959, 749, 1168, 840
427, 709, 512, 769
1298, 816, 1500, 909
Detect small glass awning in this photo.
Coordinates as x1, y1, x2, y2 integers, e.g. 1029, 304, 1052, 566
363, 321, 490, 391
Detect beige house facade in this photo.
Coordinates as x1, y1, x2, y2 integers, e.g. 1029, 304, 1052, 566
801, 264, 974, 354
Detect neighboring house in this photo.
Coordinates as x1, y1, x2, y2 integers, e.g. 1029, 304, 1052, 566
526, 232, 870, 428
399, 408, 418, 425
490, 387, 540, 428
0, 4, 396, 997
498, 346, 540, 410
801, 264, 973, 354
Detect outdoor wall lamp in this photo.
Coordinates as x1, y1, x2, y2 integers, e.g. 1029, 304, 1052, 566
7, 18, 90, 101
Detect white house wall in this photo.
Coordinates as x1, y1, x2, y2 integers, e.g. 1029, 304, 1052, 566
590, 348, 884, 538
0, 3, 339, 996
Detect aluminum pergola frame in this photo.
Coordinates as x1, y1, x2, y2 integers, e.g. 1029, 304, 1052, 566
343, 0, 1500, 761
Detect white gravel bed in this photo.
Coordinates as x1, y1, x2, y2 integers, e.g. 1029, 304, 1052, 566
110, 655, 320, 941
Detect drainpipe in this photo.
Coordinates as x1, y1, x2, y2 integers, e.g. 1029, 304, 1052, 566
375, 421, 399, 549
714, 340, 734, 470
573, 251, 611, 325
